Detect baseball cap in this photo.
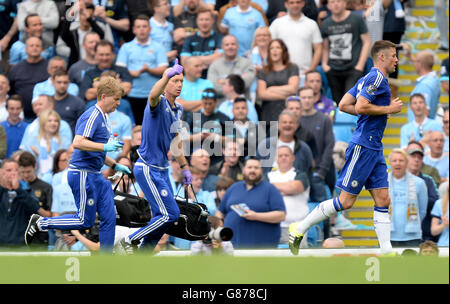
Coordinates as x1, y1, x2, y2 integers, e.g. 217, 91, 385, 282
407, 148, 424, 156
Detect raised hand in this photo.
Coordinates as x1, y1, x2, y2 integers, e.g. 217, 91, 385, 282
182, 169, 193, 185
166, 59, 183, 78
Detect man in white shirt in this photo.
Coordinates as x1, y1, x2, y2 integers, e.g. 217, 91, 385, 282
269, 0, 323, 85
266, 145, 310, 246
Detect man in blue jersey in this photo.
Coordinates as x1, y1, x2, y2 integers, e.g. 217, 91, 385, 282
24, 77, 131, 251
116, 59, 193, 254
289, 40, 403, 255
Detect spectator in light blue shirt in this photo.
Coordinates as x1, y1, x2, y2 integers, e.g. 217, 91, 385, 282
409, 51, 441, 121
220, 0, 266, 57
388, 149, 428, 247
400, 93, 443, 148
116, 15, 168, 125
423, 131, 449, 182
150, 0, 178, 62
179, 56, 215, 112
431, 195, 449, 247
32, 57, 79, 102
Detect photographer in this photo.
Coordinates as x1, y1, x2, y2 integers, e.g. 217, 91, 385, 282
191, 216, 234, 256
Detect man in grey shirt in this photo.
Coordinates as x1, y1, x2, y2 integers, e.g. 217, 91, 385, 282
207, 35, 255, 100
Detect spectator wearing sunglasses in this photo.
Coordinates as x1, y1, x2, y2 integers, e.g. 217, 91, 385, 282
400, 93, 443, 149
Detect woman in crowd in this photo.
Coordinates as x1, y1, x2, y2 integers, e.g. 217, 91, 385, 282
23, 110, 71, 179
256, 39, 299, 128
248, 26, 271, 103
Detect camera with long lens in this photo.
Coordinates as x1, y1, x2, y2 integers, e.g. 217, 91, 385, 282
207, 227, 233, 242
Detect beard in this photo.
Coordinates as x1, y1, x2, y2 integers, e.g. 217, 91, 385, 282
243, 172, 262, 186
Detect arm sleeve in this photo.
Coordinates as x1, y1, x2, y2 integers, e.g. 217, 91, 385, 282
430, 199, 442, 218
358, 72, 386, 103
417, 179, 428, 222
295, 171, 310, 190
76, 113, 97, 138
115, 45, 128, 67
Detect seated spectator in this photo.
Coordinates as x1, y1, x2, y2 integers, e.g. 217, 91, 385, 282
190, 215, 234, 255
21, 109, 72, 178
51, 149, 78, 217
305, 70, 336, 120
299, 86, 335, 195
269, 0, 323, 85
79, 40, 132, 103
18, 151, 52, 245
389, 149, 428, 247
181, 8, 223, 79
32, 57, 79, 103
67, 32, 100, 88
19, 95, 73, 154
257, 39, 299, 127
214, 175, 235, 208
419, 240, 439, 256
209, 140, 245, 182
51, 70, 85, 134
10, 13, 55, 65
408, 140, 441, 189
183, 88, 229, 163
248, 26, 271, 103
50, 147, 72, 186
150, 0, 177, 62
284, 95, 318, 156
207, 35, 255, 100
406, 143, 441, 243
17, 0, 59, 45
400, 93, 442, 148
423, 131, 449, 183
0, 95, 28, 159
116, 15, 167, 125
322, 237, 345, 248
0, 74, 15, 123
178, 57, 214, 112
0, 158, 45, 247
266, 146, 309, 246
408, 50, 441, 121
218, 74, 258, 124
8, 37, 50, 121
190, 148, 220, 192
431, 184, 449, 247
257, 110, 313, 177
216, 157, 286, 248
57, 1, 113, 66
129, 125, 142, 164
219, 0, 266, 57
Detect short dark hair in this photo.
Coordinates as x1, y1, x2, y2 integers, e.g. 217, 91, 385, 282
25, 13, 40, 28
134, 14, 150, 26
6, 95, 23, 108
18, 151, 36, 168
371, 40, 397, 60
95, 40, 114, 53
407, 140, 424, 151
233, 97, 247, 104
215, 176, 235, 191
226, 74, 245, 95
244, 156, 260, 167
85, 2, 95, 10
52, 69, 69, 79
0, 158, 18, 169
410, 93, 426, 103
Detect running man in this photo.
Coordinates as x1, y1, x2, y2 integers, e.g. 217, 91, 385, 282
289, 40, 403, 255
117, 59, 193, 254
25, 77, 131, 251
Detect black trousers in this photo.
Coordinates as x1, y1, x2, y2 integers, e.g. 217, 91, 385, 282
128, 96, 149, 126
326, 68, 364, 106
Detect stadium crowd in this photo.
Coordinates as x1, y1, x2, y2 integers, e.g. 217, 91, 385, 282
0, 0, 448, 252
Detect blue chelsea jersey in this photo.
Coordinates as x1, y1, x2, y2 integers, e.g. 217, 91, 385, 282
138, 95, 184, 168
347, 67, 391, 151
70, 105, 111, 172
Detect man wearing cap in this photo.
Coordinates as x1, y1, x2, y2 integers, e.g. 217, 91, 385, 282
406, 142, 440, 243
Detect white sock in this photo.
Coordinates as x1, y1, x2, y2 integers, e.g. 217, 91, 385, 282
296, 198, 341, 235
373, 207, 393, 254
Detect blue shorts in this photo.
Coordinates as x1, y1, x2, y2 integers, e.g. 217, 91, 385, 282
336, 142, 389, 195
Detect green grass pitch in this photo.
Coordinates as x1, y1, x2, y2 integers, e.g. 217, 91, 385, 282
0, 255, 448, 284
